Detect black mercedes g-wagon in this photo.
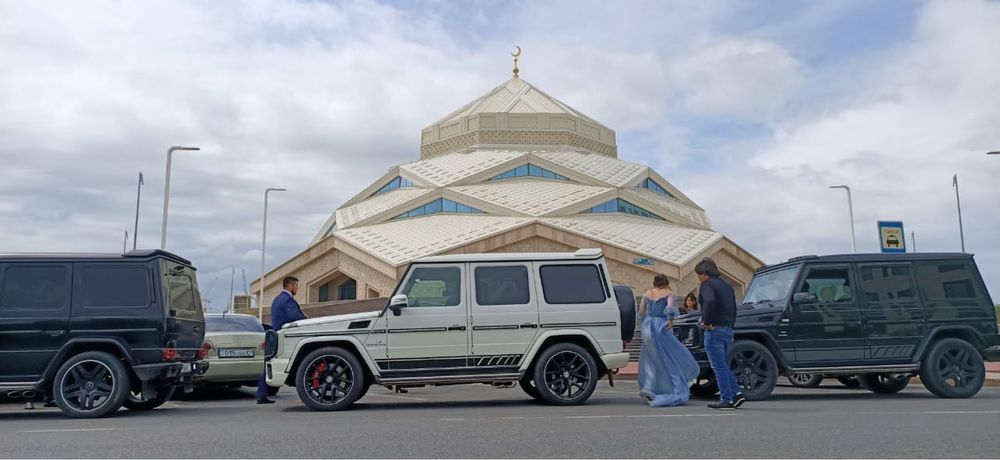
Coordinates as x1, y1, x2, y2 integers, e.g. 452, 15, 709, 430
676, 253, 1000, 400
0, 250, 208, 418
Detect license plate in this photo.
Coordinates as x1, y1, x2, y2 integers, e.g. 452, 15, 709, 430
219, 348, 255, 358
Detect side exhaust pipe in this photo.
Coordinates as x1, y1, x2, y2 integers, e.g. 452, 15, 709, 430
6, 390, 21, 399
21, 390, 36, 399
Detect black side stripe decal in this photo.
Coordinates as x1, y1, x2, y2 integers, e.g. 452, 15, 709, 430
540, 321, 617, 328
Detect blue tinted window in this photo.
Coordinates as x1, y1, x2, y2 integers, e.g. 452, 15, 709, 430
394, 199, 484, 220
637, 178, 673, 198
583, 199, 662, 220
372, 176, 415, 196
490, 163, 567, 181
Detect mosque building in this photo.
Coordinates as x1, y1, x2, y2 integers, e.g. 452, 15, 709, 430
245, 54, 763, 317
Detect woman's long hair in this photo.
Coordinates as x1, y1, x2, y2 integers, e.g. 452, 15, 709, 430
684, 292, 698, 310
653, 274, 670, 289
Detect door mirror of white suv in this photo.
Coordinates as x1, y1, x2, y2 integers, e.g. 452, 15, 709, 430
389, 294, 409, 316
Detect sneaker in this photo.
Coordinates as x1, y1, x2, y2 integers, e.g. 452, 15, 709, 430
708, 400, 736, 410
733, 393, 747, 408
23, 401, 35, 410
256, 398, 275, 405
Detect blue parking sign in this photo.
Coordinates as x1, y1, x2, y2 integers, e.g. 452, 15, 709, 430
878, 221, 906, 253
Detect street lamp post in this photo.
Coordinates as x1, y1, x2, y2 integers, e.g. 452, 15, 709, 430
829, 185, 857, 253
259, 187, 286, 323
987, 151, 999, 155
133, 172, 144, 251
953, 174, 965, 253
160, 146, 200, 250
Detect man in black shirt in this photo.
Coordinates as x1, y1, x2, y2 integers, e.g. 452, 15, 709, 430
697, 258, 745, 410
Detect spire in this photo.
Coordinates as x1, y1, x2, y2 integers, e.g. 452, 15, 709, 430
511, 46, 521, 78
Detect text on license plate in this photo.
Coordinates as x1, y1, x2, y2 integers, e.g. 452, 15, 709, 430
219, 348, 255, 358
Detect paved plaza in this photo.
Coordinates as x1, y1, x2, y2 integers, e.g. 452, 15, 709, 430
1, 382, 997, 458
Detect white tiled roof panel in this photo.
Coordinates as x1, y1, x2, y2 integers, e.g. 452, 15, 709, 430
621, 188, 713, 229
542, 215, 722, 265
536, 151, 646, 187
335, 188, 435, 229
449, 180, 612, 216
400, 150, 526, 186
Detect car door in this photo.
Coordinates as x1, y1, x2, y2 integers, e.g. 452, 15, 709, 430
788, 264, 865, 364
0, 262, 72, 383
383, 264, 469, 374
469, 263, 539, 369
858, 263, 924, 363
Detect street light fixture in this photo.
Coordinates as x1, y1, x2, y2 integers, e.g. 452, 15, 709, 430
987, 151, 999, 155
259, 187, 287, 323
160, 146, 200, 250
829, 185, 857, 254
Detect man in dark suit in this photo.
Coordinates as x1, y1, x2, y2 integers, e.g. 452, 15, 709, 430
257, 276, 307, 404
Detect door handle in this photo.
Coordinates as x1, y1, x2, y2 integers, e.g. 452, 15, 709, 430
448, 325, 466, 331
519, 323, 538, 329
44, 330, 65, 337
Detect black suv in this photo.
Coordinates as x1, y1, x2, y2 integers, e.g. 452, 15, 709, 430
0, 250, 208, 418
676, 253, 1000, 400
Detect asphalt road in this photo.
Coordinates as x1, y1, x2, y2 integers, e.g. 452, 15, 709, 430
1, 381, 998, 458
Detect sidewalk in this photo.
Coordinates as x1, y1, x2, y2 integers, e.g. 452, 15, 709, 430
618, 361, 1000, 386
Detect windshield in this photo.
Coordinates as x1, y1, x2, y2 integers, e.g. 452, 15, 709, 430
743, 266, 799, 304
205, 315, 264, 333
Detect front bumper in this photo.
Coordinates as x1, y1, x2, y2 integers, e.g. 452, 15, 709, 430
266, 357, 291, 387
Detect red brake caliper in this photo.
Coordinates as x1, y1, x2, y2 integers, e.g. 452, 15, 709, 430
310, 363, 327, 389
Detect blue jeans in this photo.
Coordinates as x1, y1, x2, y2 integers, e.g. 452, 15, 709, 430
256, 371, 268, 400
705, 327, 740, 402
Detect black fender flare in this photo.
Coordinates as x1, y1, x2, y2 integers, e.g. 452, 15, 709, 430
41, 337, 138, 383
733, 329, 791, 372
913, 325, 986, 361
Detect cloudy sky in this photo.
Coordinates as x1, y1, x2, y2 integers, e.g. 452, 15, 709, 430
1, 0, 998, 311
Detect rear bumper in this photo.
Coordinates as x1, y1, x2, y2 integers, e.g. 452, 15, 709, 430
600, 352, 630, 370
984, 346, 1000, 362
133, 361, 210, 383
197, 358, 263, 383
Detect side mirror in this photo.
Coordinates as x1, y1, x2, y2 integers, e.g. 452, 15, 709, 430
792, 292, 817, 304
389, 294, 409, 316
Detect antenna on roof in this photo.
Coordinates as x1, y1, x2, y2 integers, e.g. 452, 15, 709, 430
511, 46, 521, 78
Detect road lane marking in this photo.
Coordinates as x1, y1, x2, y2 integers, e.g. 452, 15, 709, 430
19, 428, 117, 433
365, 393, 430, 402
920, 410, 1000, 415
441, 418, 466, 421
566, 413, 734, 419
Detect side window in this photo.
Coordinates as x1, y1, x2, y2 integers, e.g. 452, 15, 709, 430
916, 262, 978, 299
80, 265, 152, 308
539, 264, 606, 305
475, 266, 530, 306
799, 267, 853, 303
0, 265, 69, 310
401, 267, 462, 307
860, 265, 915, 303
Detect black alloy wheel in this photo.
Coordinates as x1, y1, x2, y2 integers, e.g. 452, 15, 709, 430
919, 338, 986, 398
837, 375, 862, 388
53, 351, 130, 418
859, 373, 911, 394
533, 343, 599, 405
124, 386, 176, 410
518, 377, 543, 400
295, 347, 366, 411
690, 373, 719, 398
728, 340, 778, 400
788, 373, 824, 388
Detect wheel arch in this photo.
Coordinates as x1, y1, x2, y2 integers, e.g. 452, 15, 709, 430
733, 330, 790, 373
519, 330, 607, 375
285, 337, 377, 386
41, 338, 137, 389
916, 326, 987, 360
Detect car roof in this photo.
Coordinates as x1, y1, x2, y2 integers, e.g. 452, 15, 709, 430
758, 252, 973, 273
0, 249, 192, 266
205, 313, 257, 319
414, 248, 603, 263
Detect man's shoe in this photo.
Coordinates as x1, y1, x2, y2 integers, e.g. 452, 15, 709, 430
256, 398, 275, 405
708, 400, 735, 410
733, 393, 747, 408
43, 401, 57, 408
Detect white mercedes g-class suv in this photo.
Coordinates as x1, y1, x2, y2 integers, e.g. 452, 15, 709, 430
264, 249, 635, 411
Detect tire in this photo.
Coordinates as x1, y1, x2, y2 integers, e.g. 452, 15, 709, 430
788, 373, 824, 388
124, 386, 175, 410
837, 375, 862, 388
728, 340, 778, 401
518, 378, 543, 400
919, 338, 986, 398
53, 351, 130, 418
859, 373, 911, 394
295, 346, 366, 411
613, 285, 636, 342
532, 343, 599, 406
266, 385, 280, 397
690, 372, 719, 398
357, 383, 371, 401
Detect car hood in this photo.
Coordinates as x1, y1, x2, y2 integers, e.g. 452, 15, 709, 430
281, 310, 381, 334
674, 302, 784, 324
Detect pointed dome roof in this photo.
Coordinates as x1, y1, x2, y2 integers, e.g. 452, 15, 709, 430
420, 78, 617, 159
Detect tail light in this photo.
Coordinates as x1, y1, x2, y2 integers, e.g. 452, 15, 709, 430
162, 348, 178, 361
196, 341, 212, 360
259, 342, 265, 350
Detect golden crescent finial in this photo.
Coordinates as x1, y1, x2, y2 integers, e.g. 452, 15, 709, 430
511, 46, 521, 78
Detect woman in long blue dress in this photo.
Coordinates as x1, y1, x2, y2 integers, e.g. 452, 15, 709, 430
638, 275, 701, 407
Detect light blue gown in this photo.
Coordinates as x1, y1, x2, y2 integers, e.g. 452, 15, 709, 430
638, 294, 700, 407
